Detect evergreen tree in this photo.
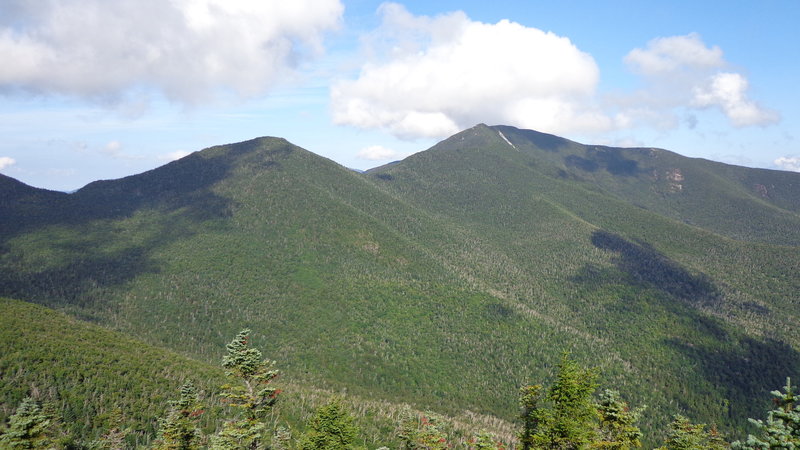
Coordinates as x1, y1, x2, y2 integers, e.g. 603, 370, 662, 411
659, 415, 728, 450
153, 381, 204, 450
520, 354, 599, 449
468, 431, 505, 450
209, 329, 280, 450
0, 397, 52, 449
732, 377, 800, 449
397, 410, 450, 450
593, 389, 643, 449
87, 408, 129, 450
299, 398, 359, 450
519, 384, 544, 450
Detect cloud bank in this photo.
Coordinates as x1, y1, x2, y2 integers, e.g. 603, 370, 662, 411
624, 33, 778, 128
0, 0, 343, 104
333, 7, 778, 140
332, 3, 613, 139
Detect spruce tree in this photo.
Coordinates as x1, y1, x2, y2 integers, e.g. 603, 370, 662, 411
594, 389, 644, 449
0, 397, 52, 449
520, 354, 599, 449
209, 329, 280, 450
299, 398, 359, 450
732, 377, 800, 449
153, 381, 204, 450
659, 415, 728, 450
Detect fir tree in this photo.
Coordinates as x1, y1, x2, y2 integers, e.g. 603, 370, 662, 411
468, 431, 505, 450
299, 398, 359, 450
0, 397, 52, 449
153, 381, 204, 450
522, 354, 599, 449
593, 389, 644, 449
397, 410, 450, 450
209, 329, 280, 450
732, 377, 800, 449
518, 384, 543, 450
659, 415, 728, 450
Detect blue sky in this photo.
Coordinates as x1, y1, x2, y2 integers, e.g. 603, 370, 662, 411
1, 0, 798, 191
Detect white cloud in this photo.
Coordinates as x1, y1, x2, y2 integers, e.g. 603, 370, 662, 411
331, 3, 611, 139
623, 33, 778, 128
625, 33, 724, 75
774, 156, 800, 172
692, 73, 779, 127
158, 150, 193, 161
0, 0, 343, 105
356, 145, 401, 161
0, 156, 16, 170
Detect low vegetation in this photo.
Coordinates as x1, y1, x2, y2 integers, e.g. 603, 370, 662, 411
2, 325, 798, 449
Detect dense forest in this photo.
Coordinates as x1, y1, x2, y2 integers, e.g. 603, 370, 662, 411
2, 322, 798, 448
1, 125, 799, 448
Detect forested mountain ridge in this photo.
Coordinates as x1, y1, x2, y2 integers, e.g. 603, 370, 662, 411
1, 125, 798, 445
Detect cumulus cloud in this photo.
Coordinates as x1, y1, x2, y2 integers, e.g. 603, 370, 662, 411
692, 72, 779, 127
625, 33, 724, 75
0, 0, 343, 105
331, 3, 613, 139
774, 156, 800, 172
623, 33, 778, 128
0, 156, 16, 170
356, 145, 401, 161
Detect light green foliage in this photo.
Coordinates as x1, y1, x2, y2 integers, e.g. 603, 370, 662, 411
299, 398, 359, 450
593, 389, 643, 449
153, 382, 204, 450
732, 378, 800, 449
468, 431, 505, 450
659, 415, 728, 450
211, 329, 280, 449
0, 397, 52, 449
398, 410, 450, 450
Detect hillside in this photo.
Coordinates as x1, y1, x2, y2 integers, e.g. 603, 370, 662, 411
0, 297, 513, 447
1, 127, 798, 443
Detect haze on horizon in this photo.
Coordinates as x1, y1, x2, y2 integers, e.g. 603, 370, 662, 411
0, 0, 797, 191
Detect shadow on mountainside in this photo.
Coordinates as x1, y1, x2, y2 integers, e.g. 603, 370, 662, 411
588, 230, 721, 306
0, 138, 292, 308
667, 334, 800, 429
564, 147, 641, 176
573, 229, 799, 432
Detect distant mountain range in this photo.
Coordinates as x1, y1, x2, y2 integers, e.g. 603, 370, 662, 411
2, 124, 798, 444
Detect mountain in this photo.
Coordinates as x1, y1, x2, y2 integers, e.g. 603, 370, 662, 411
1, 126, 798, 443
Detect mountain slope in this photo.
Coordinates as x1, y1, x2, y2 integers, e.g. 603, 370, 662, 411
0, 297, 514, 447
1, 128, 798, 443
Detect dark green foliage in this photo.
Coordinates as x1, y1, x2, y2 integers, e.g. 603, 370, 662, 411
732, 378, 800, 449
594, 389, 643, 449
153, 382, 204, 450
519, 384, 543, 450
659, 415, 728, 450
211, 329, 280, 449
0, 397, 52, 449
299, 398, 359, 450
519, 355, 600, 449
